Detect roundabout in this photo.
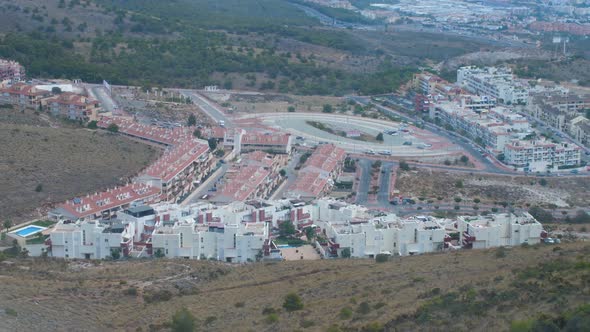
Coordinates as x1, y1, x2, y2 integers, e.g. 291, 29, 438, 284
243, 112, 461, 157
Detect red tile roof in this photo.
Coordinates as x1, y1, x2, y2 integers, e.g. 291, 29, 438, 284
218, 165, 270, 201
241, 131, 291, 146
56, 183, 161, 219
141, 139, 209, 183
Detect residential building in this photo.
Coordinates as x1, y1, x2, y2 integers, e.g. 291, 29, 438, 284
35, 198, 546, 262
49, 183, 161, 221
287, 144, 346, 199
48, 219, 136, 259
456, 213, 544, 249
240, 130, 293, 154
503, 139, 581, 172
0, 83, 50, 108
457, 66, 529, 104
215, 152, 287, 202
43, 92, 101, 122
528, 91, 590, 132
570, 116, 590, 147
0, 59, 25, 81
432, 101, 531, 153
136, 139, 213, 203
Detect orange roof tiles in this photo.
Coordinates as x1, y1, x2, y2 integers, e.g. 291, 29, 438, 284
56, 183, 161, 219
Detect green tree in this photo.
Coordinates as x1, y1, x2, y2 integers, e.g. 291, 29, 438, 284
322, 104, 333, 113
171, 307, 196, 332
51, 87, 62, 94
154, 248, 165, 258
460, 155, 469, 163
3, 220, 12, 231
110, 248, 121, 260
35, 184, 43, 192
539, 178, 547, 186
279, 220, 296, 237
375, 253, 389, 263
288, 106, 295, 112
279, 169, 287, 177
87, 120, 98, 129
107, 123, 119, 133
193, 129, 202, 138
341, 247, 351, 258
376, 132, 384, 141
304, 226, 315, 241
187, 114, 196, 127
399, 160, 410, 171
528, 206, 554, 223
283, 293, 304, 312
208, 138, 217, 151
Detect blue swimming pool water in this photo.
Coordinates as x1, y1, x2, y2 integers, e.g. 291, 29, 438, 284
14, 225, 43, 237
276, 244, 294, 249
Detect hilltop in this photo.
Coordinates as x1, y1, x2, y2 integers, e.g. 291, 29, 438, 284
1, 241, 589, 331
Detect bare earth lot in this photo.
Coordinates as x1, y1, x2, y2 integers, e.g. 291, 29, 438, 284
396, 169, 590, 208
0, 114, 158, 223
0, 242, 588, 331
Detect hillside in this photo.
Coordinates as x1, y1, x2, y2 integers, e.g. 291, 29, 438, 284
0, 242, 589, 331
0, 107, 158, 223
0, 0, 495, 95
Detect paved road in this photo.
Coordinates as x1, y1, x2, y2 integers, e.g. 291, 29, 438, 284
179, 90, 231, 126
349, 95, 511, 175
356, 159, 372, 205
88, 85, 118, 113
183, 163, 229, 205
271, 152, 302, 200
377, 162, 394, 206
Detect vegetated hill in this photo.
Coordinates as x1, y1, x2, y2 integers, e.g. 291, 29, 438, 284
0, 107, 158, 223
0, 0, 493, 95
0, 242, 589, 331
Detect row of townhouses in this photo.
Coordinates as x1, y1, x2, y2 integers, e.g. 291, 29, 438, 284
13, 199, 546, 262
0, 82, 101, 121
215, 151, 288, 202
287, 144, 346, 199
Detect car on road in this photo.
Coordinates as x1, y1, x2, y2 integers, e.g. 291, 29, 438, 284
378, 151, 391, 155
201, 194, 209, 200
296, 136, 305, 140
570, 169, 579, 174
403, 141, 412, 146
365, 149, 376, 155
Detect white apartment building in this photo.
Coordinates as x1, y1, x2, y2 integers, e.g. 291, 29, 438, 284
456, 213, 544, 249
151, 219, 267, 263
49, 219, 135, 259
33, 198, 546, 262
321, 215, 446, 258
503, 139, 581, 172
432, 101, 531, 153
457, 66, 529, 105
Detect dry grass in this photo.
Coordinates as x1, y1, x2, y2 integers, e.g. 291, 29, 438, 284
0, 120, 159, 223
396, 169, 590, 208
1, 242, 588, 331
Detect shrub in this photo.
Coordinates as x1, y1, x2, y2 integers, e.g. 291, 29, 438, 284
339, 307, 353, 319
143, 289, 173, 303
375, 254, 389, 263
495, 247, 508, 258
357, 301, 371, 315
171, 307, 195, 332
124, 287, 138, 296
283, 292, 304, 312
5, 308, 17, 317
35, 184, 43, 192
262, 307, 276, 315
300, 319, 315, 328
204, 316, 217, 325
265, 313, 279, 324
234, 301, 245, 308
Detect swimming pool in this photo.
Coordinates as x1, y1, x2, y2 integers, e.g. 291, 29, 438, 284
13, 225, 44, 237
276, 244, 294, 249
